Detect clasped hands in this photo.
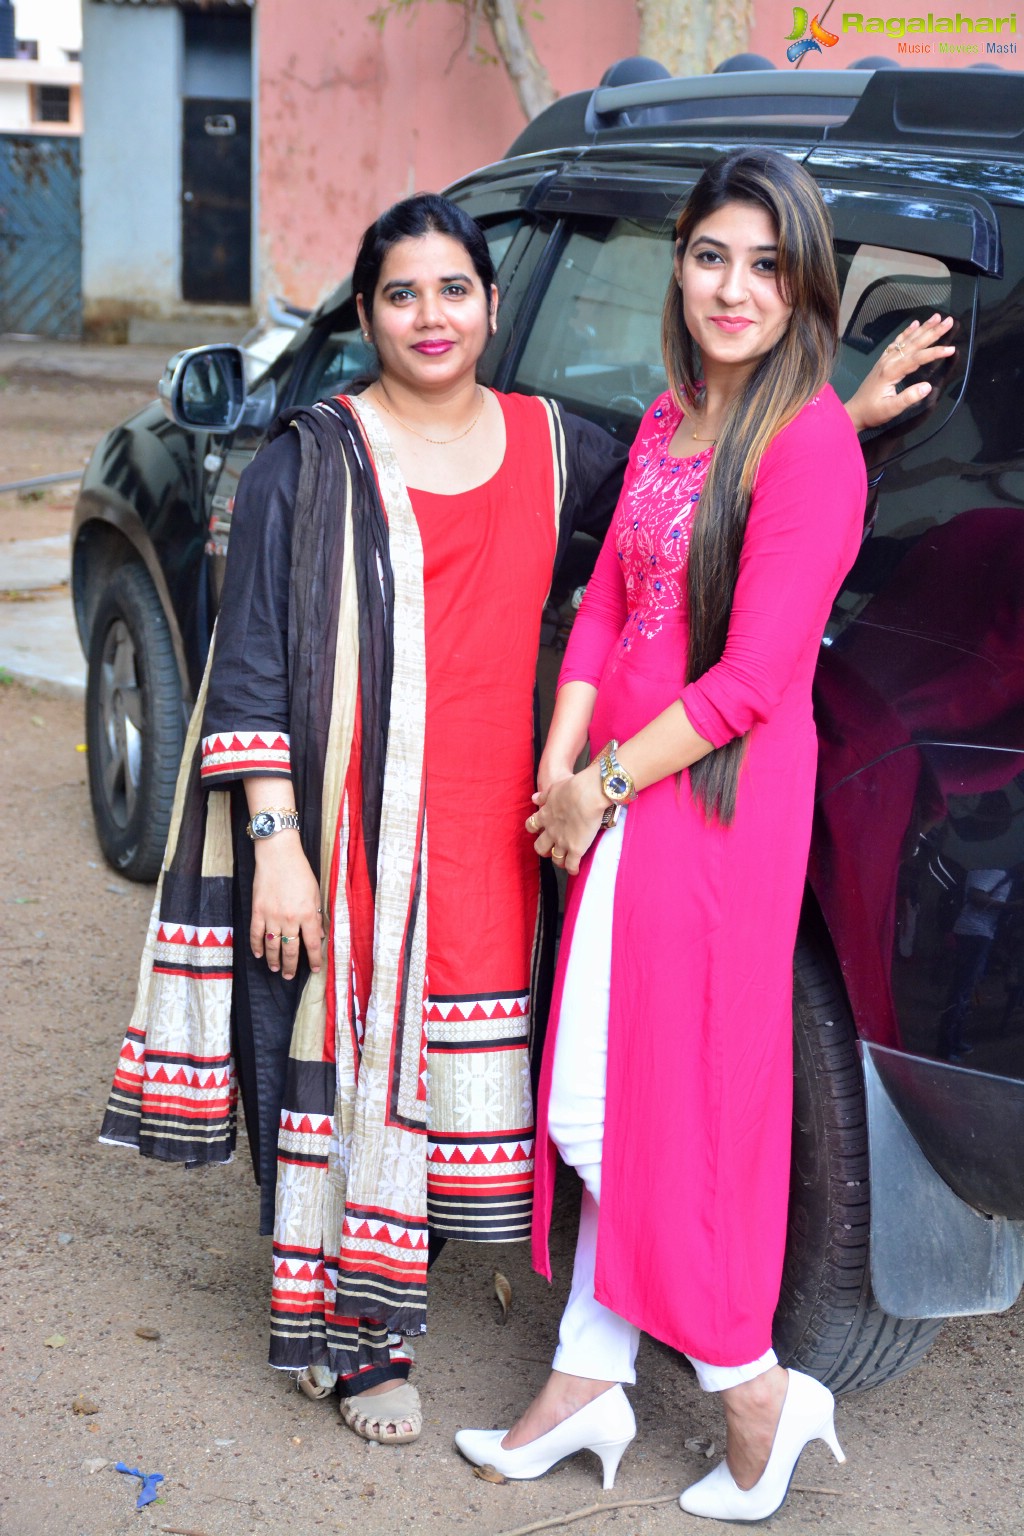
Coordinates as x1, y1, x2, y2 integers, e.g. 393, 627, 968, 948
526, 759, 609, 877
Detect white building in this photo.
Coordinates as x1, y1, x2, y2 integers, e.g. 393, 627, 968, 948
0, 0, 82, 134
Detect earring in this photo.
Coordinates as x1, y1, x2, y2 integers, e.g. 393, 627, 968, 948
361, 330, 372, 343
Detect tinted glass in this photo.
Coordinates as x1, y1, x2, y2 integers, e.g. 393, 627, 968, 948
833, 242, 972, 455
512, 219, 670, 440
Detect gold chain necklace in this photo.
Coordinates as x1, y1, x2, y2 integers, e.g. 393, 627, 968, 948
688, 413, 718, 444
374, 385, 485, 445
686, 394, 718, 443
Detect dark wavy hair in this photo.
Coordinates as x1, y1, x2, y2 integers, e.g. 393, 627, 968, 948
353, 193, 497, 322
663, 149, 840, 824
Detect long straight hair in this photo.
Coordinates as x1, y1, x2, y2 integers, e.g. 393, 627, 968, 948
662, 150, 839, 824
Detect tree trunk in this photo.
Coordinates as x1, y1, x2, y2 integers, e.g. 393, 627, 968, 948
479, 0, 557, 120
637, 0, 754, 78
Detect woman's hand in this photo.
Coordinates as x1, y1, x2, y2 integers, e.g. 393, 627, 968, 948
526, 762, 608, 877
537, 749, 577, 800
250, 833, 323, 979
845, 314, 956, 433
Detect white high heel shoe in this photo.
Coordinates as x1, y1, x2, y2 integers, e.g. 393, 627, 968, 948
678, 1368, 845, 1523
455, 1383, 636, 1491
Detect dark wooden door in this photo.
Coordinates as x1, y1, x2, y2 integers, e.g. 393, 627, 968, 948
181, 98, 251, 304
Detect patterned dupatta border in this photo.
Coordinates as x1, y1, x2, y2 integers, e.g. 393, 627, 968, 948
271, 394, 433, 1363
98, 652, 237, 1166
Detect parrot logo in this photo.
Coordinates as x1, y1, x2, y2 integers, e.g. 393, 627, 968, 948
784, 2, 839, 64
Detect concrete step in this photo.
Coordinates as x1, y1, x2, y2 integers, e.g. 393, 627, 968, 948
0, 534, 84, 695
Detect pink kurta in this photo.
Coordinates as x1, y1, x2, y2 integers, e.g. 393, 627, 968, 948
532, 387, 866, 1366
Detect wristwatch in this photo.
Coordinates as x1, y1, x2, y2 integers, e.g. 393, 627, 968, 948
598, 740, 637, 809
246, 807, 300, 840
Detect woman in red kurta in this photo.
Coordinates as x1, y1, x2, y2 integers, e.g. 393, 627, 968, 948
102, 195, 625, 1451
456, 151, 867, 1522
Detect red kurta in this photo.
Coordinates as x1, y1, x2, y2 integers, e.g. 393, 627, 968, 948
532, 388, 866, 1365
411, 390, 558, 1241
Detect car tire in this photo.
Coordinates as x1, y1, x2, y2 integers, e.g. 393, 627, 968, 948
85, 563, 184, 883
773, 935, 943, 1395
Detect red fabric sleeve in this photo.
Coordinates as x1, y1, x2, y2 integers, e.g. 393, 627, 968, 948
680, 388, 866, 748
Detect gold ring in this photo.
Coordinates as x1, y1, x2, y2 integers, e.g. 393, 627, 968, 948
527, 814, 541, 833
551, 850, 566, 863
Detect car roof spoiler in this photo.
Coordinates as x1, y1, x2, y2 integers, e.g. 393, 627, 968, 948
506, 65, 1024, 159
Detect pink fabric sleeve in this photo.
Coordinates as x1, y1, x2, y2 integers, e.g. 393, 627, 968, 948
680, 389, 866, 748
557, 517, 628, 688
557, 401, 672, 689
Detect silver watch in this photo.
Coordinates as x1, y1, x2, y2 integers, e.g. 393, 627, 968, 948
246, 807, 300, 840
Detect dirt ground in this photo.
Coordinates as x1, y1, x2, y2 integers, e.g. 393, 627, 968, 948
1, 374, 1023, 1536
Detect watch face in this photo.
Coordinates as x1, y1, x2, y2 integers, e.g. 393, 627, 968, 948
606, 772, 630, 801
251, 810, 276, 838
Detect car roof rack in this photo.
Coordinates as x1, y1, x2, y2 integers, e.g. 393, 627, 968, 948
506, 63, 1024, 160
822, 67, 1024, 151
585, 69, 872, 134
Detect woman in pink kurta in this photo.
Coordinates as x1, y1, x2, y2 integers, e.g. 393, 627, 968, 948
534, 379, 865, 1357
457, 150, 867, 1523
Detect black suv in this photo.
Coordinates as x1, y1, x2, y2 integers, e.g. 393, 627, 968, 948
72, 63, 1024, 1397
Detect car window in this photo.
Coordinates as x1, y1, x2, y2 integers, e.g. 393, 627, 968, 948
832, 242, 972, 454
296, 215, 525, 405
511, 218, 670, 440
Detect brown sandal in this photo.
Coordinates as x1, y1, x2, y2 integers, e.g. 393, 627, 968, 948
295, 1367, 335, 1401
338, 1381, 422, 1445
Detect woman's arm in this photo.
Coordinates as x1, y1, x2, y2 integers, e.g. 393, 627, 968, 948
201, 432, 300, 786
533, 394, 866, 872
530, 696, 715, 873
843, 313, 955, 433
202, 431, 322, 980
538, 498, 629, 797
537, 681, 599, 796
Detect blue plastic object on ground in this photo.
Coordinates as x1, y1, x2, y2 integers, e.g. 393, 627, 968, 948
114, 1462, 165, 1509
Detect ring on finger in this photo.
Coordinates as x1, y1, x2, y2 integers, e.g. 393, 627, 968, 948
281, 935, 296, 944
526, 814, 541, 833
551, 850, 566, 863
266, 931, 277, 942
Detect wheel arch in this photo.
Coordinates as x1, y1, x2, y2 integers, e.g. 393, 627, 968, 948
777, 881, 944, 1393
72, 494, 191, 703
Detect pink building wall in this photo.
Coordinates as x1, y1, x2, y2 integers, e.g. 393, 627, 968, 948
256, 1, 640, 308
257, 0, 1022, 308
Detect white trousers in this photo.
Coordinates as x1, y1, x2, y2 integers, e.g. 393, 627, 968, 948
547, 813, 778, 1395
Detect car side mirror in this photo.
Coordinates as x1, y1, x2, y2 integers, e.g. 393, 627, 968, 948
159, 344, 277, 435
